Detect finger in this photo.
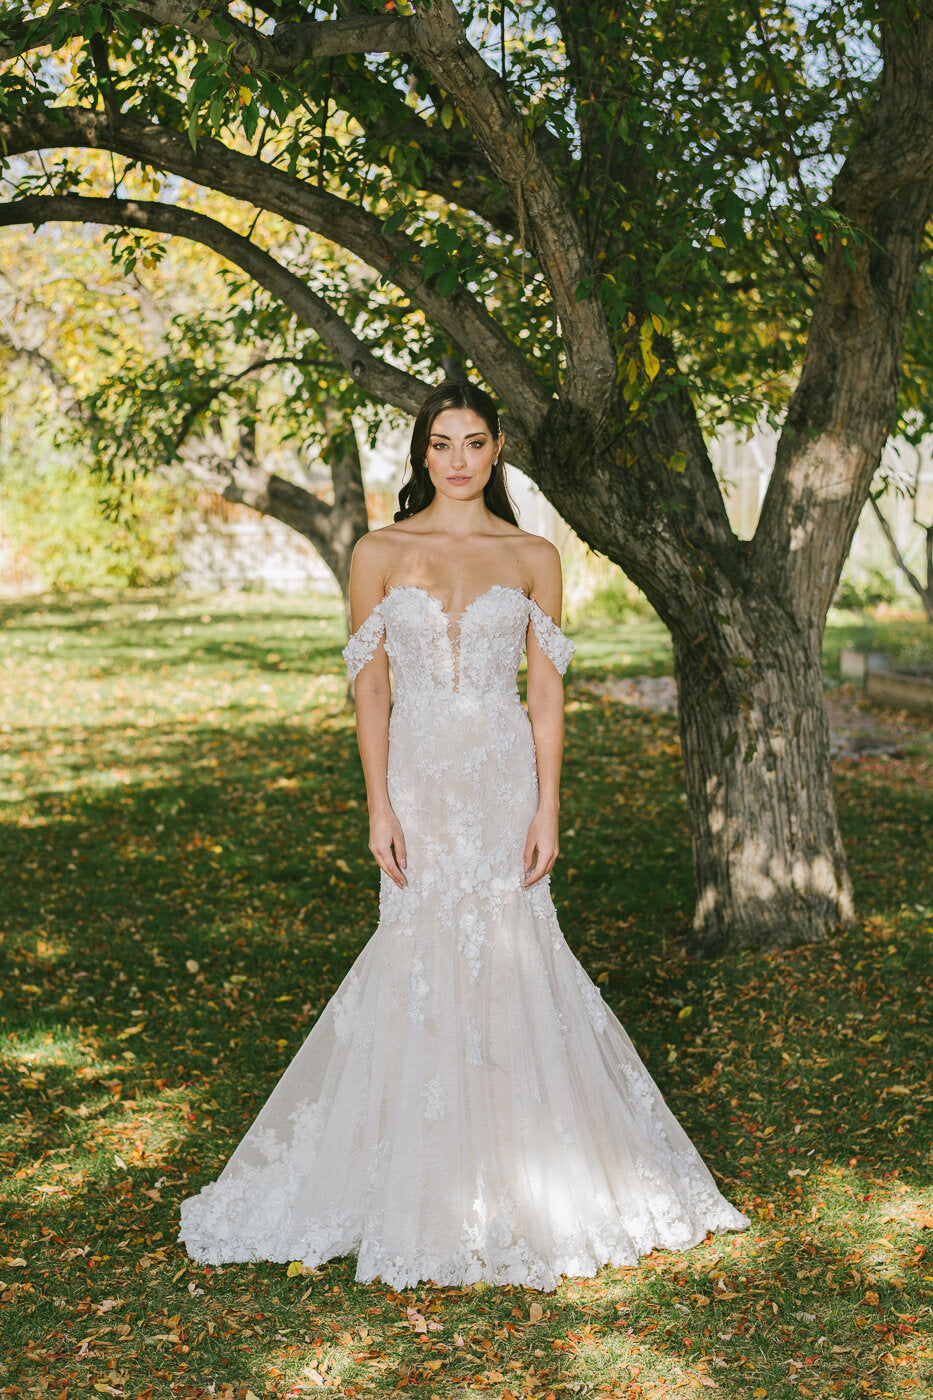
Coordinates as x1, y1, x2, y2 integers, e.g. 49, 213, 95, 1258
395, 832, 407, 870
373, 849, 405, 888
387, 844, 407, 887
383, 863, 405, 889
525, 852, 556, 886
523, 837, 537, 874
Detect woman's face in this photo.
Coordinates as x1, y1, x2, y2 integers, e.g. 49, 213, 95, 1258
424, 408, 505, 505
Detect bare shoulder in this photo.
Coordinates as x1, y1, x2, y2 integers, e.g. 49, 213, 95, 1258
350, 522, 409, 573
515, 532, 564, 616
517, 532, 563, 582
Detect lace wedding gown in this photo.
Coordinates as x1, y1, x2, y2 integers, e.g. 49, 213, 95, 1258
178, 584, 749, 1289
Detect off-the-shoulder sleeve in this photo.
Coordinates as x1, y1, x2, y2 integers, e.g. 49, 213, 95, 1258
528, 598, 574, 676
341, 605, 386, 680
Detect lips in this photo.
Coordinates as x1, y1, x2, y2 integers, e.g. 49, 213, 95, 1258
447, 475, 471, 484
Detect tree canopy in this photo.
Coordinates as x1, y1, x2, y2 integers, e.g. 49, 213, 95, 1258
4, 1, 933, 952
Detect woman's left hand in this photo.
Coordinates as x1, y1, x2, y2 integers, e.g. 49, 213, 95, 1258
523, 807, 559, 887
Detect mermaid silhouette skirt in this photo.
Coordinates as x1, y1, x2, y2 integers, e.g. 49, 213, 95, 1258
177, 585, 749, 1288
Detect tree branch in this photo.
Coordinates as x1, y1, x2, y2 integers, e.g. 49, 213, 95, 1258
0, 293, 364, 586
408, 0, 617, 422
178, 440, 338, 562
0, 5, 415, 70
169, 354, 338, 455
0, 107, 550, 439
0, 192, 433, 417
868, 494, 933, 621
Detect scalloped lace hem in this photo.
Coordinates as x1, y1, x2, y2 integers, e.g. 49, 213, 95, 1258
178, 1201, 750, 1292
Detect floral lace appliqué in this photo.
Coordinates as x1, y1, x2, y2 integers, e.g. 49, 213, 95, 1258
179, 582, 750, 1292
342, 606, 386, 679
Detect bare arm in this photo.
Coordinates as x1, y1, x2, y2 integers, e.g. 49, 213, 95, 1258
347, 536, 407, 888
523, 542, 567, 888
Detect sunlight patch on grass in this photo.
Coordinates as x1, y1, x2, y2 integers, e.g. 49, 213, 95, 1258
1, 1024, 95, 1068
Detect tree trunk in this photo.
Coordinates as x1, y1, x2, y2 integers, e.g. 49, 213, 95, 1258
325, 423, 370, 634
672, 601, 854, 957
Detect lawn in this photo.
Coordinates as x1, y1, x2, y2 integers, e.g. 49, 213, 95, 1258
1, 590, 931, 1400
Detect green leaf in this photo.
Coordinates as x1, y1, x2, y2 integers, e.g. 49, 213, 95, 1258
436, 267, 458, 297
440, 103, 454, 130
187, 107, 199, 153
422, 245, 447, 280
381, 209, 408, 236
240, 96, 258, 143
721, 731, 739, 758
670, 451, 687, 473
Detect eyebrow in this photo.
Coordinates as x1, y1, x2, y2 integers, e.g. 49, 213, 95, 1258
430, 431, 488, 440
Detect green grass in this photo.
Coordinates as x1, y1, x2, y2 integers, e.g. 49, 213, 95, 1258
1, 590, 931, 1400
822, 610, 933, 678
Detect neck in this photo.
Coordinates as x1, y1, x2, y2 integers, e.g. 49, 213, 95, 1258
420, 492, 493, 536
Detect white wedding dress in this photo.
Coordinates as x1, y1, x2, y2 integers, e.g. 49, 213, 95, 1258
178, 584, 749, 1289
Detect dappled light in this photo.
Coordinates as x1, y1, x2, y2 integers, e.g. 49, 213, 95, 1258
1, 593, 930, 1398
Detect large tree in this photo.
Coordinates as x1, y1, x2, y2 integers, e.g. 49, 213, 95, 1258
2, 1, 932, 955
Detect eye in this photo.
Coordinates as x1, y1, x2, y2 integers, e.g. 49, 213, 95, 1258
469, 440, 485, 448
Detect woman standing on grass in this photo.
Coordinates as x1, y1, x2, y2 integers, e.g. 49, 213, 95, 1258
178, 379, 749, 1289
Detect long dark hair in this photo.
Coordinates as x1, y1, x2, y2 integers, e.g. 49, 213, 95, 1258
394, 380, 518, 525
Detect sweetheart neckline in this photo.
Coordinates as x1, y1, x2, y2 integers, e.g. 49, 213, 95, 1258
382, 582, 531, 624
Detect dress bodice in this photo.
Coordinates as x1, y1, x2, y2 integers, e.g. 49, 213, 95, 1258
342, 584, 574, 708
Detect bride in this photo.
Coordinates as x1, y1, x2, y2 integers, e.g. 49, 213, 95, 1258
178, 379, 749, 1290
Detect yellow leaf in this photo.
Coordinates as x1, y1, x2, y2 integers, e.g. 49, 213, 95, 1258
650, 312, 663, 334
286, 1260, 306, 1277
597, 971, 609, 984
710, 234, 726, 248
424, 1360, 443, 1371
239, 87, 252, 105
754, 1391, 767, 1398
867, 1033, 885, 1043
677, 1005, 693, 1019
529, 1301, 544, 1323
641, 343, 660, 380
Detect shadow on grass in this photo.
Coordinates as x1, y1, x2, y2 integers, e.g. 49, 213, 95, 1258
1, 615, 931, 1399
